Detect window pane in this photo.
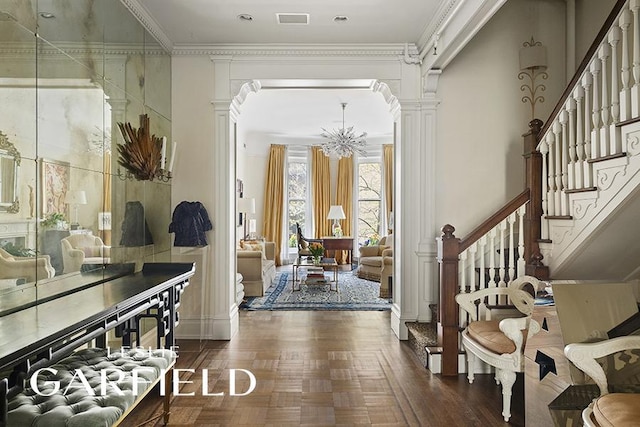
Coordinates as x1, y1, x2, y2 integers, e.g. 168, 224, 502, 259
288, 200, 306, 247
358, 200, 380, 244
358, 163, 381, 199
288, 162, 307, 199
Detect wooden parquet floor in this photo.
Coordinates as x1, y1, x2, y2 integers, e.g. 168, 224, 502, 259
124, 310, 524, 426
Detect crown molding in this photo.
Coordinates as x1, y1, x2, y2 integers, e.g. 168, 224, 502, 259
173, 43, 410, 58
119, 0, 173, 53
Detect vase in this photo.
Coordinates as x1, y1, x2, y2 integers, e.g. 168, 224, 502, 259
313, 255, 321, 265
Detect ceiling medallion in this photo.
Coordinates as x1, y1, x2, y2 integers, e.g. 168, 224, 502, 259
320, 103, 367, 158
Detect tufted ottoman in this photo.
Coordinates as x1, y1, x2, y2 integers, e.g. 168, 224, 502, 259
7, 347, 176, 427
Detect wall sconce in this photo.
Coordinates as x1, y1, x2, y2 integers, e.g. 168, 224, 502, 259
518, 37, 548, 121
116, 114, 175, 182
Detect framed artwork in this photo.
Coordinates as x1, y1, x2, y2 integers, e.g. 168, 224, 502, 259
236, 179, 244, 226
40, 158, 70, 218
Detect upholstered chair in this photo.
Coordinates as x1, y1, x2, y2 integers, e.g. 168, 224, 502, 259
60, 234, 111, 274
0, 248, 55, 283
456, 275, 542, 422
356, 235, 392, 282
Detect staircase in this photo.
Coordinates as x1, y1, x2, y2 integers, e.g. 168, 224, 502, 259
435, 0, 640, 376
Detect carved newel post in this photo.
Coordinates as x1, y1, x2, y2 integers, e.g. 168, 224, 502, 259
437, 224, 460, 376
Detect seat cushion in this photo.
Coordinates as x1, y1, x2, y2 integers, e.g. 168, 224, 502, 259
360, 256, 383, 267
467, 320, 516, 354
592, 393, 640, 427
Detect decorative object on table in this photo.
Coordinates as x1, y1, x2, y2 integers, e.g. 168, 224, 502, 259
518, 37, 548, 121
365, 233, 380, 246
169, 201, 212, 246
327, 205, 346, 237
116, 114, 175, 181
65, 190, 87, 230
320, 102, 367, 158
237, 197, 255, 239
120, 201, 153, 247
308, 242, 324, 265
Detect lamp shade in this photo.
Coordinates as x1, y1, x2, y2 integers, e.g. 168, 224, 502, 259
238, 197, 255, 214
388, 212, 394, 230
519, 44, 547, 70
65, 190, 87, 205
327, 205, 346, 220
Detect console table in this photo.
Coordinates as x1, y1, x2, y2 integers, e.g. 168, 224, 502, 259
0, 262, 195, 383
322, 237, 354, 266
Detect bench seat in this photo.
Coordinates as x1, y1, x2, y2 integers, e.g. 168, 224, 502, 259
8, 347, 175, 427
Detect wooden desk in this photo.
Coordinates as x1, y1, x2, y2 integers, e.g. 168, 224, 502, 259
322, 237, 354, 265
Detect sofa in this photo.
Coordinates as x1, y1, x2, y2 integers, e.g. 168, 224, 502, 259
237, 240, 276, 297
60, 234, 111, 274
0, 248, 55, 283
356, 235, 393, 298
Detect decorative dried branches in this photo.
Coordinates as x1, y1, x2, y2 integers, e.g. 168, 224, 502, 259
117, 114, 162, 181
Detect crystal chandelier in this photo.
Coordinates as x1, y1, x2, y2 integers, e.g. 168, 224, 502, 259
320, 103, 367, 158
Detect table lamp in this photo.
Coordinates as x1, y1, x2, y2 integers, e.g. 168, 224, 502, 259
238, 197, 255, 239
65, 190, 87, 230
327, 205, 346, 237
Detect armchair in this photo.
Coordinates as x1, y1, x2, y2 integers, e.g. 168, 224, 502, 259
356, 235, 392, 283
565, 336, 640, 427
456, 275, 542, 422
295, 222, 322, 258
60, 234, 111, 274
0, 248, 55, 283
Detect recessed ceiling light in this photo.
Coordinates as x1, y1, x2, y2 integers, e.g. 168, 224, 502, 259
333, 16, 348, 22
237, 14, 253, 22
39, 12, 55, 19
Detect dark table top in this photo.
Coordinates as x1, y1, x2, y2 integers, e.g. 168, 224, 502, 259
0, 262, 195, 371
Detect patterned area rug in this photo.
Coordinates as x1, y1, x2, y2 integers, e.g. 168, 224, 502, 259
240, 271, 392, 311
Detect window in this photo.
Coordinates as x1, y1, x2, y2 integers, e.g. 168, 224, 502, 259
357, 162, 382, 245
287, 159, 307, 251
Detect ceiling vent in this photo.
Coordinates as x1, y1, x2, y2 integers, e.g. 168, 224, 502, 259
276, 13, 309, 25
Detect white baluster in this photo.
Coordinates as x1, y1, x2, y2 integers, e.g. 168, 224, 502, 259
459, 250, 467, 294
583, 72, 594, 188
507, 212, 516, 286
546, 132, 557, 216
609, 26, 623, 155
620, 7, 633, 121
599, 43, 612, 157
539, 141, 550, 240
553, 119, 565, 216
566, 100, 577, 191
631, 0, 640, 117
517, 205, 526, 278
488, 228, 497, 306
478, 235, 487, 291
591, 59, 602, 159
468, 242, 477, 293
573, 85, 585, 189
498, 220, 507, 290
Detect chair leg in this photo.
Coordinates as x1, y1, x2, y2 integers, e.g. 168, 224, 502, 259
465, 348, 475, 384
497, 369, 516, 422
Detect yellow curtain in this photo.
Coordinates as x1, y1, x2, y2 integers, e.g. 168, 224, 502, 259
102, 153, 112, 245
263, 144, 286, 266
311, 147, 331, 239
335, 156, 353, 264
383, 144, 394, 231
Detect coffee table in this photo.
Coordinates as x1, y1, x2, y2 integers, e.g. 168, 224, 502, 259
292, 257, 339, 292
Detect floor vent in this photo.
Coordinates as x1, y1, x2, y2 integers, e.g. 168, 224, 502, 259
276, 13, 309, 25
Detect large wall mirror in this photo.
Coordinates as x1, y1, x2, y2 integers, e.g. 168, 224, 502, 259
0, 0, 172, 315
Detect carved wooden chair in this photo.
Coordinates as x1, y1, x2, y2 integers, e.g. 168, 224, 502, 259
565, 336, 640, 427
456, 275, 542, 422
295, 222, 321, 258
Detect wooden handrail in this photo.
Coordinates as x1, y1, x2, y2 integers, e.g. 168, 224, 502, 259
459, 189, 530, 252
537, 0, 628, 142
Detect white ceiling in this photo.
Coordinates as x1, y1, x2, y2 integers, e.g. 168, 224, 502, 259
138, 0, 443, 45
136, 0, 448, 141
